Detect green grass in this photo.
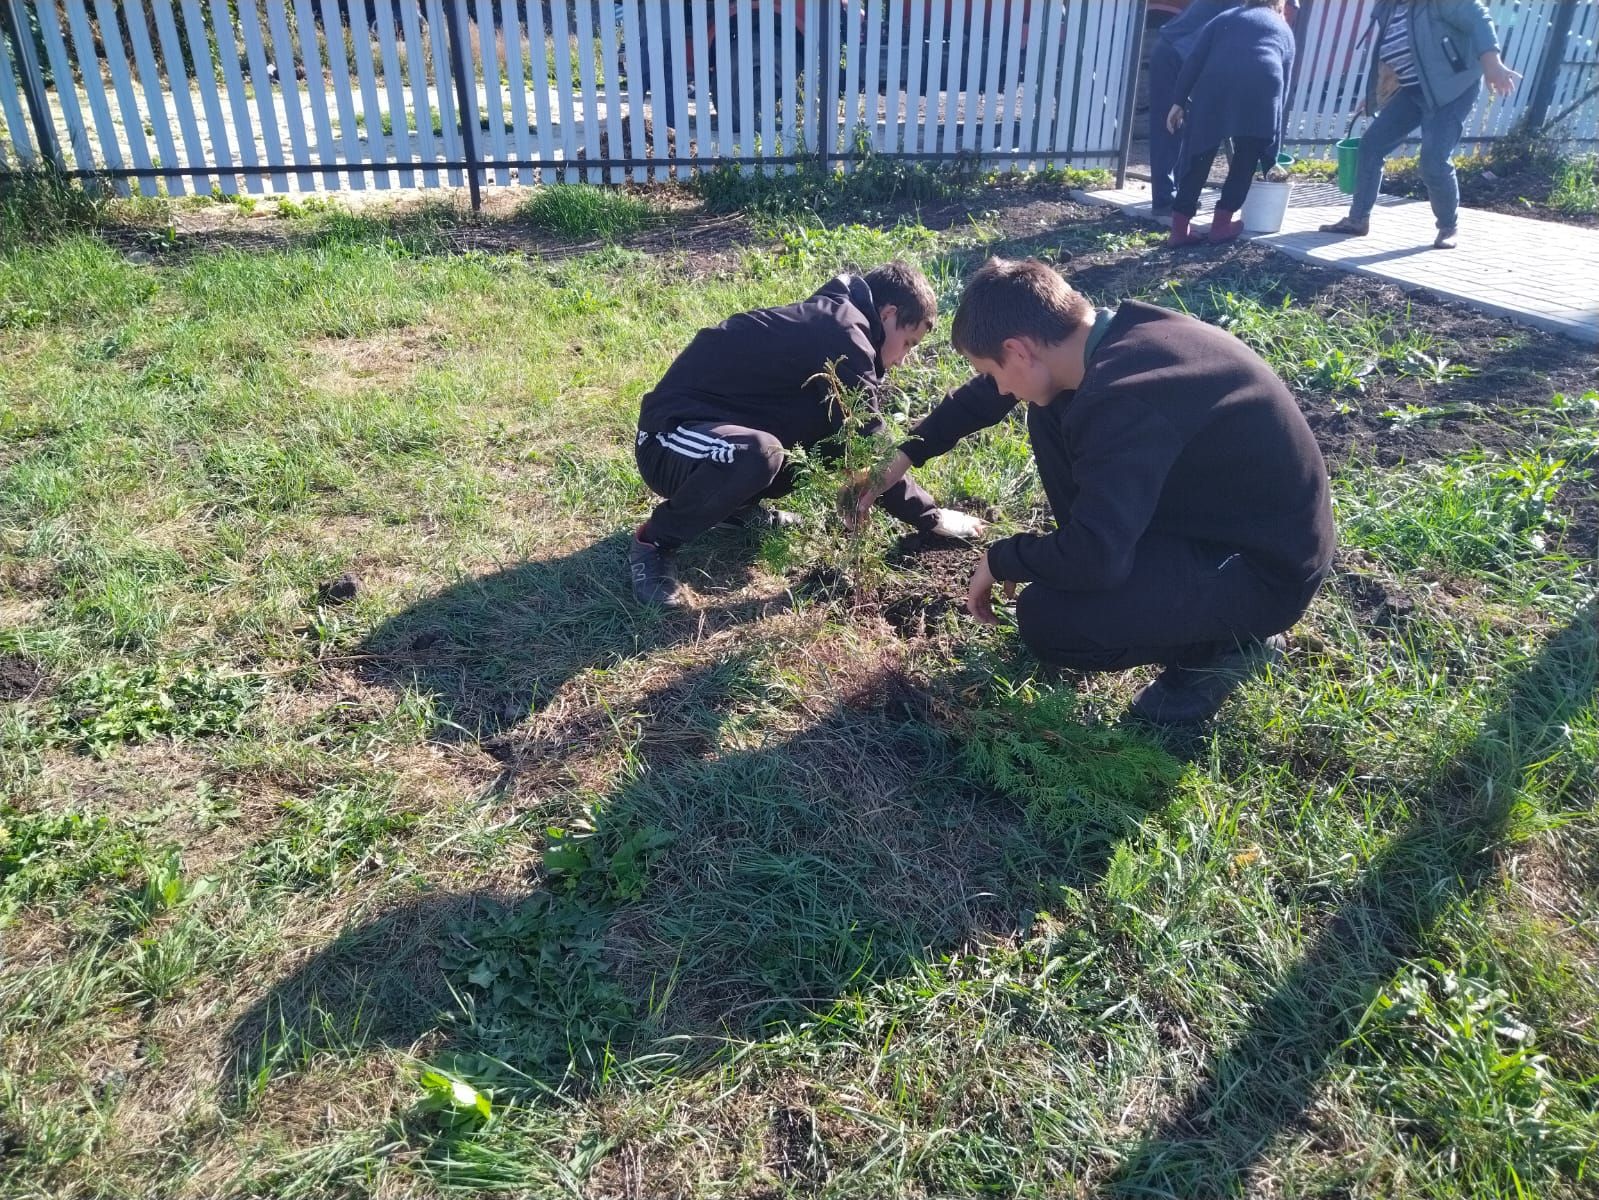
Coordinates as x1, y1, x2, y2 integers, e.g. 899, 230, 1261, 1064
1549, 156, 1599, 215
1, 184, 1596, 1199
0, 169, 108, 252
1169, 284, 1474, 400
517, 184, 662, 240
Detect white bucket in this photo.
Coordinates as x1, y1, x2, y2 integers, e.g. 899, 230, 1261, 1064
1241, 179, 1293, 233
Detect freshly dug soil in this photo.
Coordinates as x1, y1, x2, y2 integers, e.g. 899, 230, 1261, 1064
0, 653, 47, 702
880, 537, 981, 639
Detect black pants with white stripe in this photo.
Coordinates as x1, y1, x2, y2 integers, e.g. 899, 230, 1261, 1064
635, 422, 941, 550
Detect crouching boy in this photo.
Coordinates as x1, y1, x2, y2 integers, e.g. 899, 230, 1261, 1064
630, 262, 983, 606
857, 258, 1336, 726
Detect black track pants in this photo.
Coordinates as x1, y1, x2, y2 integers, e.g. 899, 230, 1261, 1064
635, 422, 939, 549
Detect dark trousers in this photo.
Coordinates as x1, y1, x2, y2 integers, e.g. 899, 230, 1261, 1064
1173, 135, 1272, 218
1016, 398, 1322, 672
1147, 41, 1185, 210
636, 421, 940, 550
1015, 534, 1323, 671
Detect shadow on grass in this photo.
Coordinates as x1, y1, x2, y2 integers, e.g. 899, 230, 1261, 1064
354, 531, 772, 741
223, 659, 1187, 1105
1106, 597, 1598, 1197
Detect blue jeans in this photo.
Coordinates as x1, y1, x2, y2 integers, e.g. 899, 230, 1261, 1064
1349, 81, 1481, 230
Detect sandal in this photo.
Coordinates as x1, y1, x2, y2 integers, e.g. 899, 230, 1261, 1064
1318, 217, 1370, 236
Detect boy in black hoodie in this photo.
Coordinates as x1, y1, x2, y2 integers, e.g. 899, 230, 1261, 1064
855, 258, 1336, 726
630, 262, 984, 606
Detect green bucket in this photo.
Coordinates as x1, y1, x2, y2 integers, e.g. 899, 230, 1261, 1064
1336, 119, 1362, 194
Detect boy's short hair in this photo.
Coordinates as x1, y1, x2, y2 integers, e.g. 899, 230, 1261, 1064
865, 261, 938, 329
951, 258, 1095, 361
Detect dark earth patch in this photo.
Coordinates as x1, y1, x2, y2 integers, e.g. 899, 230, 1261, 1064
0, 653, 47, 702
1326, 550, 1422, 633
880, 536, 981, 640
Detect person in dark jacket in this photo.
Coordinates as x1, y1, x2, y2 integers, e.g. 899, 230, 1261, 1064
855, 258, 1336, 726
1319, 0, 1520, 250
1146, 0, 1236, 216
1166, 0, 1297, 246
630, 263, 985, 607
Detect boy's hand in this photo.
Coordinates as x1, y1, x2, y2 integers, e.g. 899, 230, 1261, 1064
1166, 104, 1185, 135
929, 509, 986, 541
845, 450, 913, 529
967, 553, 1016, 625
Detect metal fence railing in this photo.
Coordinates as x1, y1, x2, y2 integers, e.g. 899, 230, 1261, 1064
3, 2, 1593, 200
0, 1, 1149, 199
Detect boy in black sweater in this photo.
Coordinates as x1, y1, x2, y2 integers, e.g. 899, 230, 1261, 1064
856, 258, 1336, 726
631, 262, 984, 606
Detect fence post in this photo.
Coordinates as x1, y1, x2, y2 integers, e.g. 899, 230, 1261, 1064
442, 0, 482, 210
815, 1, 832, 174
1, 0, 65, 172
1287, 0, 1313, 98
1520, 0, 1580, 135
1116, 0, 1150, 188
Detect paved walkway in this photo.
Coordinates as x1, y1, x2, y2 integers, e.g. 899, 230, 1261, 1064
1072, 180, 1599, 346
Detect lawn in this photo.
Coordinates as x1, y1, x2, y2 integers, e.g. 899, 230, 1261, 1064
1, 178, 1596, 1199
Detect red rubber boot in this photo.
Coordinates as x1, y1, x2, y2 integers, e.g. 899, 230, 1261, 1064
1209, 208, 1244, 243
1168, 213, 1202, 247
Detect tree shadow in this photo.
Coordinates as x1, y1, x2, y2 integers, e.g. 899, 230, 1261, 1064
223, 660, 1188, 1103
1105, 597, 1598, 1196
353, 530, 772, 742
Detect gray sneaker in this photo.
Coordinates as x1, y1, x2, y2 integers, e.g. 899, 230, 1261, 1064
629, 533, 684, 608
1129, 634, 1287, 727
717, 503, 802, 531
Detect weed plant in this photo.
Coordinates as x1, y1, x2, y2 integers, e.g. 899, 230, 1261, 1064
1549, 156, 1599, 215
1171, 284, 1474, 395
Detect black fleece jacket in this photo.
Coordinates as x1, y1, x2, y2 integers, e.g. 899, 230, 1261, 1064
639, 275, 888, 449
899, 301, 1336, 592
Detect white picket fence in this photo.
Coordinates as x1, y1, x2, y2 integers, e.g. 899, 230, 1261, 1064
0, 0, 1148, 194
3, 2, 1594, 194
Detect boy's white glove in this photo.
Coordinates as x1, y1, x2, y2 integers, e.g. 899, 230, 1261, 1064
929, 509, 986, 541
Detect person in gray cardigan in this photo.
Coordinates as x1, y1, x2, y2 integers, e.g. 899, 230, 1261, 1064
1320, 0, 1521, 249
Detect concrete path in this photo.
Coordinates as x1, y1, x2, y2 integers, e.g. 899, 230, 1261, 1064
1073, 179, 1599, 346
